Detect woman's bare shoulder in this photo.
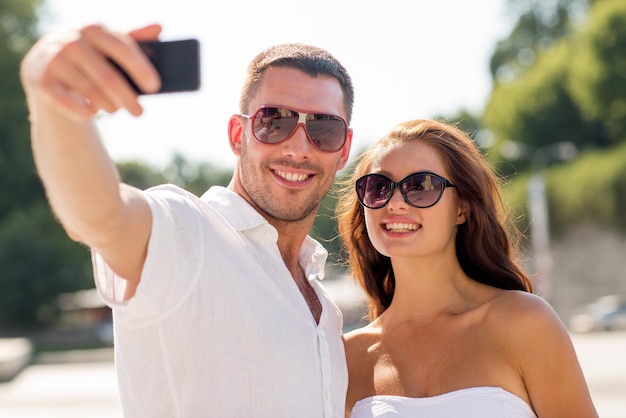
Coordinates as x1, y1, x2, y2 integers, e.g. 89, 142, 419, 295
487, 293, 598, 416
486, 290, 573, 354
489, 290, 560, 323
344, 320, 381, 348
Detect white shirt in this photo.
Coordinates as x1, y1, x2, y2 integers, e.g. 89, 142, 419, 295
93, 185, 348, 417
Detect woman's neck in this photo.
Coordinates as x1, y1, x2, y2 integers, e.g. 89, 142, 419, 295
384, 255, 482, 322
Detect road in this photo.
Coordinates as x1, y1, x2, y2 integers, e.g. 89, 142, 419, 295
0, 332, 624, 417
570, 331, 626, 418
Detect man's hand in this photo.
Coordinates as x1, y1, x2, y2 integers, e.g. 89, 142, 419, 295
20, 24, 163, 121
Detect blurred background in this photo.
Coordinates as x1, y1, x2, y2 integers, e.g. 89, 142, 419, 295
0, 0, 625, 416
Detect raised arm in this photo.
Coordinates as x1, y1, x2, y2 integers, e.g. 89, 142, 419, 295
20, 24, 163, 295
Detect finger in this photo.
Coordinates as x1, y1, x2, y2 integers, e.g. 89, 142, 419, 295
83, 25, 162, 96
48, 55, 119, 113
47, 81, 99, 121
128, 24, 162, 41
62, 41, 144, 115
28, 41, 115, 120
57, 27, 149, 116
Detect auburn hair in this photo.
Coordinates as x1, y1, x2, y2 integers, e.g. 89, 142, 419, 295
335, 119, 533, 320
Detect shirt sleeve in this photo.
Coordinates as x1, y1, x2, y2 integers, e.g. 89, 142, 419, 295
93, 184, 208, 326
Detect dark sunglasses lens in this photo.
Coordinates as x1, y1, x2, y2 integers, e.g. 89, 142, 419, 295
357, 174, 393, 208
252, 108, 298, 143
402, 173, 444, 207
305, 115, 346, 151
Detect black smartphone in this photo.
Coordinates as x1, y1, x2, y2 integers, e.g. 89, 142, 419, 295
111, 38, 201, 94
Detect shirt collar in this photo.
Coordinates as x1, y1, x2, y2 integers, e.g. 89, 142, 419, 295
201, 186, 328, 281
200, 186, 267, 231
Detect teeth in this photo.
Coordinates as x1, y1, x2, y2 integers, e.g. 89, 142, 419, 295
275, 170, 309, 182
385, 223, 418, 232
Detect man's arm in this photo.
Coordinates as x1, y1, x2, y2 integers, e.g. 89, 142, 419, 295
20, 24, 163, 295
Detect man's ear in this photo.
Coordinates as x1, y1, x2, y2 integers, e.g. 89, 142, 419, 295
228, 115, 244, 156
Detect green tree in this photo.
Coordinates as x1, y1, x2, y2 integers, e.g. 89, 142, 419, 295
505, 143, 626, 238
161, 153, 232, 196
482, 0, 626, 173
118, 161, 168, 190
0, 0, 44, 217
491, 0, 590, 83
484, 39, 604, 173
0, 0, 73, 331
569, 0, 626, 142
0, 204, 92, 329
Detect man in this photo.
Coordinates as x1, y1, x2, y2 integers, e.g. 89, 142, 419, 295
21, 23, 354, 417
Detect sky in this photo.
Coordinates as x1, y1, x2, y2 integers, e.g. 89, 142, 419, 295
40, 0, 512, 170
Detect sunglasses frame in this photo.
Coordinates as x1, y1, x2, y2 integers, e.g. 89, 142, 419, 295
355, 171, 457, 209
240, 105, 349, 153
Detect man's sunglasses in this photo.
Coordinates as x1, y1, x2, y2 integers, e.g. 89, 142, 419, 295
241, 106, 349, 152
356, 171, 457, 209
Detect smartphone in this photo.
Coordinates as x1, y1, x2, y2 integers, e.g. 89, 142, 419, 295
111, 38, 201, 94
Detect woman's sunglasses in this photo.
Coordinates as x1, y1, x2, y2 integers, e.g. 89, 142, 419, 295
241, 106, 349, 152
356, 171, 457, 209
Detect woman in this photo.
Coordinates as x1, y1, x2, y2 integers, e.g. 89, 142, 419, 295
336, 119, 598, 417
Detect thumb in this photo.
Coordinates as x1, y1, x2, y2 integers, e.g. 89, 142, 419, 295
128, 24, 162, 41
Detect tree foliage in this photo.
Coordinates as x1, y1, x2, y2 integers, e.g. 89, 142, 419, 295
160, 153, 231, 195
569, 0, 626, 140
0, 204, 92, 329
0, 0, 44, 216
505, 142, 626, 238
484, 40, 606, 174
483, 0, 623, 174
0, 0, 63, 331
491, 0, 577, 83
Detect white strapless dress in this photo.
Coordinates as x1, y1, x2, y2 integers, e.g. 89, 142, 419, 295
350, 387, 537, 418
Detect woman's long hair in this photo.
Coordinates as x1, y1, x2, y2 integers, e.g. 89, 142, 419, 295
335, 119, 533, 320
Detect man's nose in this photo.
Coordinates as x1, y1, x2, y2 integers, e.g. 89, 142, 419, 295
281, 123, 313, 158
